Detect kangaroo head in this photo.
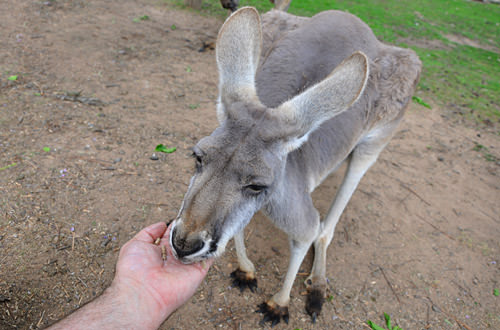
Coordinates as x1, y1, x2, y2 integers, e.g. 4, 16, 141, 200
170, 7, 369, 263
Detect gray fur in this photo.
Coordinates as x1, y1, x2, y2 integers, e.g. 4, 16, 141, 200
170, 7, 421, 319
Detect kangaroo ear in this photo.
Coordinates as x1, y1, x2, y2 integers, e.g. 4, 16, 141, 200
272, 52, 369, 151
216, 7, 262, 123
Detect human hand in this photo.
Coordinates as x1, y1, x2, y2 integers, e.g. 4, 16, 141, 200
108, 222, 213, 329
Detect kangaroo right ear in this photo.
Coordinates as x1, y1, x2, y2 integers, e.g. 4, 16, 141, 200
270, 52, 369, 152
216, 7, 262, 123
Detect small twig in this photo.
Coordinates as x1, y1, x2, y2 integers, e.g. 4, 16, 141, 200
32, 81, 44, 95
77, 276, 88, 288
129, 199, 171, 208
427, 297, 472, 330
245, 228, 254, 241
71, 156, 114, 165
379, 266, 401, 304
416, 214, 455, 240
161, 246, 167, 261
425, 302, 430, 328
451, 280, 480, 306
399, 181, 431, 206
36, 310, 45, 328
478, 209, 499, 224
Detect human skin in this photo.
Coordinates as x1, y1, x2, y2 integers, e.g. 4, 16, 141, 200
47, 222, 213, 330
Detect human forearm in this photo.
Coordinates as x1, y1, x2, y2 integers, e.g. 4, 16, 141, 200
45, 222, 213, 330
46, 284, 161, 330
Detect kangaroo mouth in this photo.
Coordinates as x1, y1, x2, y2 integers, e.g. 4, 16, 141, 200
169, 219, 220, 264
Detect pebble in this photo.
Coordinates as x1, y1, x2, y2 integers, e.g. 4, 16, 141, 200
150, 153, 159, 161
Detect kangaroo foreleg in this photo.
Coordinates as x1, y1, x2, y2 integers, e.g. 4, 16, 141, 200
231, 229, 257, 292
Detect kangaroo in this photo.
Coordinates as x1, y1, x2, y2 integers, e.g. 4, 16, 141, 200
169, 7, 421, 325
221, 0, 291, 13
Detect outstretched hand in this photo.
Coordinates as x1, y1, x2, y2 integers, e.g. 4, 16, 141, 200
110, 222, 213, 328
48, 222, 213, 330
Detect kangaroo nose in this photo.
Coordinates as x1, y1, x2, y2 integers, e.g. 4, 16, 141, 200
171, 227, 205, 259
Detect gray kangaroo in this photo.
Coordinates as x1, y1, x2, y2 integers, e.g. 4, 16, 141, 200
169, 7, 421, 325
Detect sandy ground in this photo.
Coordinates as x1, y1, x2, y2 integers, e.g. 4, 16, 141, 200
0, 1, 498, 329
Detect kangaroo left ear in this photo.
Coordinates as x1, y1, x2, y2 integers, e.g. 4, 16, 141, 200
216, 7, 262, 124
271, 51, 369, 152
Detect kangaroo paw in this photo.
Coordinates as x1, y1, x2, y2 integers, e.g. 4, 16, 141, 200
256, 301, 289, 327
305, 287, 325, 323
230, 268, 257, 293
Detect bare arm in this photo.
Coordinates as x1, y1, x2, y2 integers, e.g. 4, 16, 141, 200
47, 222, 212, 330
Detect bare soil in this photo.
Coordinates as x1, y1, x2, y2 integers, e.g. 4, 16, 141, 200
0, 1, 498, 329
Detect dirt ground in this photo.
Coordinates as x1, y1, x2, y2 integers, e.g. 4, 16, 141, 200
0, 1, 498, 329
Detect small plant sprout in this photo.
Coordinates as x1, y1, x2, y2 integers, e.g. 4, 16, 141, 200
133, 15, 150, 22
412, 96, 431, 109
43, 147, 51, 152
367, 313, 403, 330
155, 144, 176, 154
0, 162, 17, 171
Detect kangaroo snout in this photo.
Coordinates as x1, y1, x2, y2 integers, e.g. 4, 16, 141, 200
171, 228, 205, 258
169, 221, 213, 263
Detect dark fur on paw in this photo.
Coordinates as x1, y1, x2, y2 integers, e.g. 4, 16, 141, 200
230, 268, 257, 293
305, 288, 325, 323
256, 301, 289, 327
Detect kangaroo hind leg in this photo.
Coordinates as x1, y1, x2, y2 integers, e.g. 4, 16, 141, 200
305, 132, 393, 321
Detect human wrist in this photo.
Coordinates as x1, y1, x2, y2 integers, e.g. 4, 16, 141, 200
106, 277, 168, 330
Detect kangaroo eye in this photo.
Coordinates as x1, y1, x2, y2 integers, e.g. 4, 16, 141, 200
245, 184, 267, 194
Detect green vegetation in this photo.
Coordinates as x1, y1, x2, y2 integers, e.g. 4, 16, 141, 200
164, 0, 500, 126
133, 15, 150, 22
473, 143, 498, 162
0, 162, 17, 171
412, 96, 431, 109
367, 312, 404, 330
155, 144, 177, 153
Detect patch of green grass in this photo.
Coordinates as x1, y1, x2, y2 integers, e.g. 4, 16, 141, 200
367, 312, 404, 330
473, 143, 498, 162
164, 0, 500, 126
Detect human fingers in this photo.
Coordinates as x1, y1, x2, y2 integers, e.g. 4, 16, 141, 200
133, 222, 168, 244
